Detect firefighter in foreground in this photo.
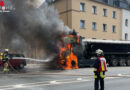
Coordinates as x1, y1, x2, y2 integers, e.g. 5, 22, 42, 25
1, 49, 9, 73
93, 49, 107, 90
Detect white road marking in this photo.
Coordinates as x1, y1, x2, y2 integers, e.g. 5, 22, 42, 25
50, 81, 57, 84
13, 84, 23, 88
117, 74, 122, 76
77, 78, 82, 80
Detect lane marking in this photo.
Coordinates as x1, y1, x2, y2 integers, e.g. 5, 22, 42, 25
50, 81, 57, 84
117, 74, 122, 76
77, 78, 82, 80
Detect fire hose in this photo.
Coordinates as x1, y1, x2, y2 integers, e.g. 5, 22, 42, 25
3, 61, 130, 79
8, 61, 21, 74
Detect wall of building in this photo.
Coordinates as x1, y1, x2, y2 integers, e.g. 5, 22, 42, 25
54, 0, 72, 27
54, 0, 122, 40
122, 9, 130, 40
71, 0, 122, 40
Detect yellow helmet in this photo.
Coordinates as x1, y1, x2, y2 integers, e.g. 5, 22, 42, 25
5, 49, 9, 52
96, 49, 103, 55
1, 53, 3, 55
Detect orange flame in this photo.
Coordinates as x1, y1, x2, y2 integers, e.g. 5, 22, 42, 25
58, 35, 79, 70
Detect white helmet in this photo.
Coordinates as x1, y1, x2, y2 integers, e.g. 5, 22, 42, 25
5, 49, 9, 52
96, 49, 103, 55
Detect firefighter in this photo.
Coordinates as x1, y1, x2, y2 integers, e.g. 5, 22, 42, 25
93, 49, 107, 90
0, 52, 3, 60
2, 49, 9, 73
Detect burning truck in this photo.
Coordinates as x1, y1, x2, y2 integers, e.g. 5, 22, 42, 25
52, 29, 130, 70
49, 30, 83, 70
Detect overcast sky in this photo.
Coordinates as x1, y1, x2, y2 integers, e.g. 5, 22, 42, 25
127, 0, 130, 3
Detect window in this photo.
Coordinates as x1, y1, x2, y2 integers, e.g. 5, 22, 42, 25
103, 8, 107, 16
125, 19, 128, 27
92, 22, 97, 30
113, 1, 119, 7
112, 11, 116, 18
125, 33, 128, 40
92, 38, 96, 39
103, 0, 108, 3
92, 6, 97, 14
80, 20, 85, 28
103, 24, 107, 32
112, 25, 116, 33
80, 3, 85, 11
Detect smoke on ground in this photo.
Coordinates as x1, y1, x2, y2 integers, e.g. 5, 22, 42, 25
0, 0, 70, 59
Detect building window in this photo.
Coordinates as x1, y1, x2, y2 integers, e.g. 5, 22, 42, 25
103, 0, 108, 3
80, 3, 85, 11
92, 38, 96, 39
92, 22, 97, 30
125, 19, 128, 27
125, 33, 128, 40
80, 20, 85, 28
103, 24, 107, 32
103, 8, 107, 16
112, 25, 116, 33
92, 6, 97, 14
113, 1, 119, 7
112, 11, 116, 18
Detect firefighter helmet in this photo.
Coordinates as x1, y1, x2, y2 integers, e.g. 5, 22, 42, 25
96, 49, 103, 55
5, 49, 9, 52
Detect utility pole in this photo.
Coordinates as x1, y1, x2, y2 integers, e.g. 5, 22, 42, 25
66, 0, 68, 25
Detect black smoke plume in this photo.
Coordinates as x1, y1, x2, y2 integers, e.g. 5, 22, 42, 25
0, 0, 70, 59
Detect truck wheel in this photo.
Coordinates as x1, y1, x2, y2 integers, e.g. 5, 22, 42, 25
71, 61, 76, 67
119, 59, 125, 66
19, 63, 24, 69
110, 59, 118, 66
126, 59, 130, 66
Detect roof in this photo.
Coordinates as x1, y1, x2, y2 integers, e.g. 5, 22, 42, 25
83, 39, 130, 44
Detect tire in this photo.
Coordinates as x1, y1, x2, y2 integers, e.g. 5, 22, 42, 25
126, 59, 130, 66
110, 58, 118, 66
119, 59, 125, 66
19, 63, 24, 69
71, 61, 76, 67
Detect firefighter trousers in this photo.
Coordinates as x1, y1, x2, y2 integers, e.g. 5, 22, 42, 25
3, 62, 9, 73
94, 77, 104, 90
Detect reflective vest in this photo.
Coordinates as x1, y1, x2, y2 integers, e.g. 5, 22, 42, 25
97, 56, 107, 72
2, 53, 8, 62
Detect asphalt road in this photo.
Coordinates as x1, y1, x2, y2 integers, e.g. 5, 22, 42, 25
0, 64, 130, 90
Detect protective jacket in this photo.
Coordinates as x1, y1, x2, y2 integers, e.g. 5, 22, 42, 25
93, 56, 107, 78
2, 52, 9, 63
97, 56, 107, 72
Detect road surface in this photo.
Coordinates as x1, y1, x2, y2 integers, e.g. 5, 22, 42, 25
0, 64, 130, 90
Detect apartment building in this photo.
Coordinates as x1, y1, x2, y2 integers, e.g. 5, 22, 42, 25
54, 0, 122, 40
122, 9, 130, 40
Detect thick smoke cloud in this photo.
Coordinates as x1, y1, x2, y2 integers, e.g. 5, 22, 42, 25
0, 0, 70, 58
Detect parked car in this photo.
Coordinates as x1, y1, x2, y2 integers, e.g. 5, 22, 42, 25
0, 54, 26, 69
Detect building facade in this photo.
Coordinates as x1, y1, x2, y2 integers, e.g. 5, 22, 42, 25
54, 0, 123, 40
121, 9, 130, 40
